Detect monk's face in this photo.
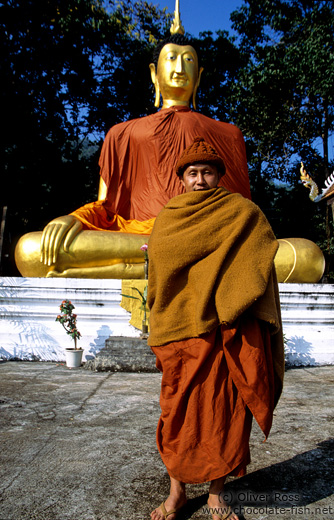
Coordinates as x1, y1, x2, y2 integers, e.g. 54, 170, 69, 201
181, 163, 221, 192
156, 43, 199, 103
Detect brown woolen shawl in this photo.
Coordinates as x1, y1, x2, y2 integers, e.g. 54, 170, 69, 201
147, 188, 284, 387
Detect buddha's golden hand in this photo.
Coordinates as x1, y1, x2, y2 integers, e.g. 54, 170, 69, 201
40, 215, 83, 266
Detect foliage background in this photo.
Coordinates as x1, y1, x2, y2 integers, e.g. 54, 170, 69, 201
1, 0, 333, 279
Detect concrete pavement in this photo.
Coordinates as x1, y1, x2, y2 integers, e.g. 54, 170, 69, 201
0, 362, 333, 520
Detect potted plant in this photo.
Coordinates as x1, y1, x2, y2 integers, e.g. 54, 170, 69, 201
56, 300, 83, 368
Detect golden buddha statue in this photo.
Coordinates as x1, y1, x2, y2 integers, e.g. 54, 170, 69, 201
14, 1, 325, 283
14, 4, 250, 279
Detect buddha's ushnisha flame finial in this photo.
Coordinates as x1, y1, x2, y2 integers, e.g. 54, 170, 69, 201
170, 0, 185, 35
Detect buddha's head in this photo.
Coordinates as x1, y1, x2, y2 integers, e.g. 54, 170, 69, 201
150, 34, 203, 109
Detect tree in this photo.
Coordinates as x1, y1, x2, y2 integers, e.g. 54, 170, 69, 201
229, 0, 334, 280
194, 30, 245, 123
230, 0, 334, 185
0, 0, 170, 274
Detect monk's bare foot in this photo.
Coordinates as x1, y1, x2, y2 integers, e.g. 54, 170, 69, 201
150, 478, 187, 520
208, 477, 238, 520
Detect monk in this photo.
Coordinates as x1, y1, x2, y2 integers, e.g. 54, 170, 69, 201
14, 33, 250, 279
147, 137, 284, 520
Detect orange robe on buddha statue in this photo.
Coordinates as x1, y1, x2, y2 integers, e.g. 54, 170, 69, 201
71, 106, 251, 234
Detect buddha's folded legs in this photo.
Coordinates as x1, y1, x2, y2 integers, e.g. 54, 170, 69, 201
15, 231, 325, 282
46, 263, 145, 279
15, 230, 148, 279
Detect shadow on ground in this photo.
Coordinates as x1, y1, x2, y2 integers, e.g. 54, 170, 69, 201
144, 438, 334, 519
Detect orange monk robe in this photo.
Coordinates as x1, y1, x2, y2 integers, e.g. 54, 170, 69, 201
71, 106, 250, 233
147, 188, 284, 484
151, 318, 277, 484
70, 200, 155, 235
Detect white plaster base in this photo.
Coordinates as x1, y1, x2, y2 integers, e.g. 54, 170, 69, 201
279, 283, 334, 366
0, 278, 333, 365
0, 277, 139, 362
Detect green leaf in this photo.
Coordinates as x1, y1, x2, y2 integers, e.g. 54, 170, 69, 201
120, 293, 141, 301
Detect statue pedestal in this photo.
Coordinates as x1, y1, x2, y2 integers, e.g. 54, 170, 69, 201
0, 277, 139, 363
0, 277, 333, 366
280, 283, 334, 366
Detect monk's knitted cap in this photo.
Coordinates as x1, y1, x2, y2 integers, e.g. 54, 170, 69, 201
175, 136, 226, 177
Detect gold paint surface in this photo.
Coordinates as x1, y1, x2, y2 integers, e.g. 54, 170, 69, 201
121, 280, 150, 330
275, 238, 325, 283
150, 43, 202, 109
15, 231, 147, 279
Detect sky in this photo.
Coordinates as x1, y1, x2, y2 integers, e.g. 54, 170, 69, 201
159, 0, 243, 37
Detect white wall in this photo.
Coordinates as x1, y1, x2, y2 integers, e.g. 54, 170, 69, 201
0, 277, 333, 365
0, 277, 138, 362
280, 283, 334, 366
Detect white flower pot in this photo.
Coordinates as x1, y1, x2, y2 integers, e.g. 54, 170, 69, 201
65, 348, 84, 368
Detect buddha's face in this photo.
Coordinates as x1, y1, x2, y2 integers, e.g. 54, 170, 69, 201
151, 43, 201, 107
